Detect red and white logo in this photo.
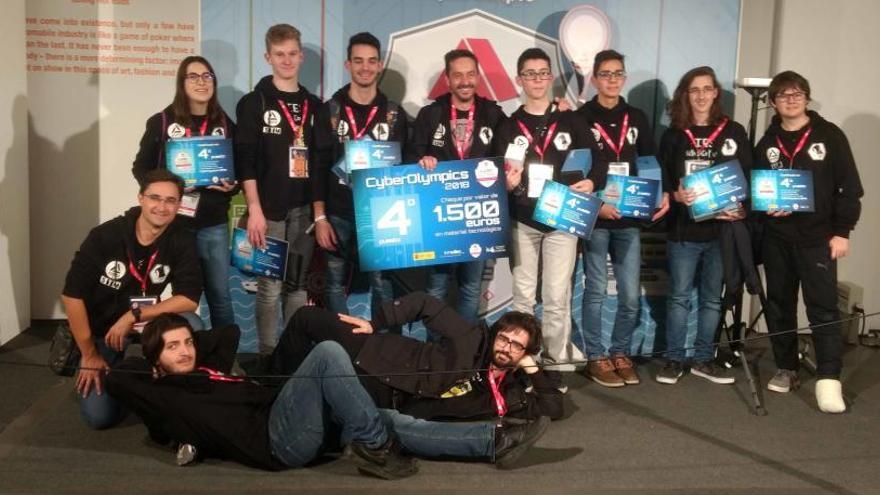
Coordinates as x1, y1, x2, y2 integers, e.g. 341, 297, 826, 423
474, 159, 499, 188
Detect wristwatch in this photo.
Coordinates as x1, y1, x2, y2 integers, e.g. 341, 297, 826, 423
132, 307, 143, 323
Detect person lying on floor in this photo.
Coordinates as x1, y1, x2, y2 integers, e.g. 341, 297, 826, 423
264, 291, 565, 423
105, 313, 550, 479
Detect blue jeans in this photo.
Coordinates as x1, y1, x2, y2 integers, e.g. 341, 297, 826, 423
665, 240, 723, 363
425, 260, 484, 323
79, 339, 125, 430
267, 341, 494, 466
324, 215, 393, 317
195, 223, 235, 328
582, 227, 641, 359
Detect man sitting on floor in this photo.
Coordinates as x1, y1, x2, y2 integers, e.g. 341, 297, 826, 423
106, 313, 550, 479
266, 291, 564, 422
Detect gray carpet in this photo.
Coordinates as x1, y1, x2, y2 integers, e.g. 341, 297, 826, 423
1, 324, 879, 494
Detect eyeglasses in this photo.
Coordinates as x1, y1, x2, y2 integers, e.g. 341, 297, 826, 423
185, 72, 215, 83
687, 86, 717, 95
596, 70, 627, 80
496, 334, 526, 354
519, 70, 553, 81
775, 91, 806, 102
143, 194, 180, 206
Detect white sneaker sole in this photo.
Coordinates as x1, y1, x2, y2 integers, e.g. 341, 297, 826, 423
690, 368, 735, 385
655, 374, 681, 385
767, 382, 794, 393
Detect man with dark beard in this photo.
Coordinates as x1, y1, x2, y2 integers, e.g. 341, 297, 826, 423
266, 292, 564, 425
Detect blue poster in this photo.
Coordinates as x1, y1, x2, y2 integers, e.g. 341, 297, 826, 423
682, 160, 748, 221
533, 181, 602, 239
165, 136, 234, 187
600, 175, 659, 220
751, 169, 815, 212
230, 228, 289, 280
352, 158, 509, 271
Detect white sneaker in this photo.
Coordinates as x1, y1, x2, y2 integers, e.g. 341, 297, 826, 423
815, 379, 846, 413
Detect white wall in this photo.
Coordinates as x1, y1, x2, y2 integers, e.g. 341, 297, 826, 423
0, 0, 30, 345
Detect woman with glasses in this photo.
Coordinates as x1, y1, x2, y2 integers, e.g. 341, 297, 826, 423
133, 55, 238, 329
753, 71, 863, 413
654, 66, 751, 386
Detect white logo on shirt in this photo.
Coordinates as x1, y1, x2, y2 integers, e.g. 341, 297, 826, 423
479, 126, 493, 145
337, 120, 350, 137
211, 127, 225, 137
721, 138, 737, 156
263, 110, 281, 127
105, 261, 126, 280
590, 128, 601, 142
554, 132, 571, 151
808, 142, 826, 161
149, 264, 171, 284
433, 124, 446, 140
766, 146, 781, 165
513, 135, 529, 148
167, 123, 186, 138
372, 123, 390, 141
626, 126, 639, 145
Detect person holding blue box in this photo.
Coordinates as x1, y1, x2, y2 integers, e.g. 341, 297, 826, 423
133, 56, 237, 330
235, 25, 323, 354
494, 48, 600, 378
406, 49, 507, 323
576, 50, 669, 388
312, 32, 408, 319
753, 71, 863, 413
655, 67, 751, 385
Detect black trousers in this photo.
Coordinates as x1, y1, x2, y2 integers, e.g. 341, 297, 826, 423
268, 306, 393, 406
762, 235, 842, 377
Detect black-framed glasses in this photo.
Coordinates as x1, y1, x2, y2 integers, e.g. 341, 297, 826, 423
775, 91, 806, 102
496, 334, 526, 354
519, 70, 553, 81
596, 70, 627, 80
185, 72, 215, 83
143, 194, 180, 206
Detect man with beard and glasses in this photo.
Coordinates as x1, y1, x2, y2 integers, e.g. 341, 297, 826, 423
405, 49, 507, 323
264, 292, 561, 438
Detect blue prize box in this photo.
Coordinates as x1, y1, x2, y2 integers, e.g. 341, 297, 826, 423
533, 180, 602, 239
682, 160, 749, 221
560, 148, 593, 179
600, 175, 660, 220
230, 228, 289, 280
751, 169, 815, 212
351, 157, 509, 272
166, 136, 234, 187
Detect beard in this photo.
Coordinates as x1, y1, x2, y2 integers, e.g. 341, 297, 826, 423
493, 350, 515, 368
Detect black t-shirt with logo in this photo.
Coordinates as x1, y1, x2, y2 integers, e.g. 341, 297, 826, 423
406, 93, 507, 163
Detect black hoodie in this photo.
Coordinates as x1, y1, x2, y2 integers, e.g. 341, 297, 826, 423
577, 96, 656, 230
62, 207, 202, 337
658, 119, 752, 242
132, 105, 236, 229
405, 93, 506, 162
493, 105, 602, 232
312, 84, 408, 219
235, 76, 322, 221
753, 110, 863, 245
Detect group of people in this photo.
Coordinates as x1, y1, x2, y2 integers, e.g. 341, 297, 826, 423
60, 22, 862, 477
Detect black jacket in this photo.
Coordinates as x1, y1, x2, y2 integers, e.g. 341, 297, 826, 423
105, 325, 285, 471
753, 111, 863, 245
359, 292, 564, 421
658, 119, 752, 242
62, 207, 202, 337
577, 96, 656, 230
235, 76, 322, 220
405, 93, 506, 162
132, 106, 236, 229
312, 85, 408, 219
493, 105, 602, 232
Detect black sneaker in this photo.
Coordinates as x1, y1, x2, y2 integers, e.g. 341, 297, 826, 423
690, 361, 735, 384
494, 416, 551, 469
656, 361, 684, 384
349, 437, 419, 480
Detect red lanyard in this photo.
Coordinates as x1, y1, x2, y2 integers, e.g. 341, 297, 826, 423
451, 103, 476, 160
487, 368, 508, 418
278, 99, 309, 145
684, 118, 729, 157
128, 250, 159, 296
197, 366, 244, 383
776, 127, 812, 168
593, 113, 629, 161
184, 118, 209, 138
516, 120, 558, 162
344, 104, 379, 140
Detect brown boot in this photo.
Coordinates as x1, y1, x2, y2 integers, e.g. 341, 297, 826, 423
587, 357, 625, 388
611, 354, 640, 385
